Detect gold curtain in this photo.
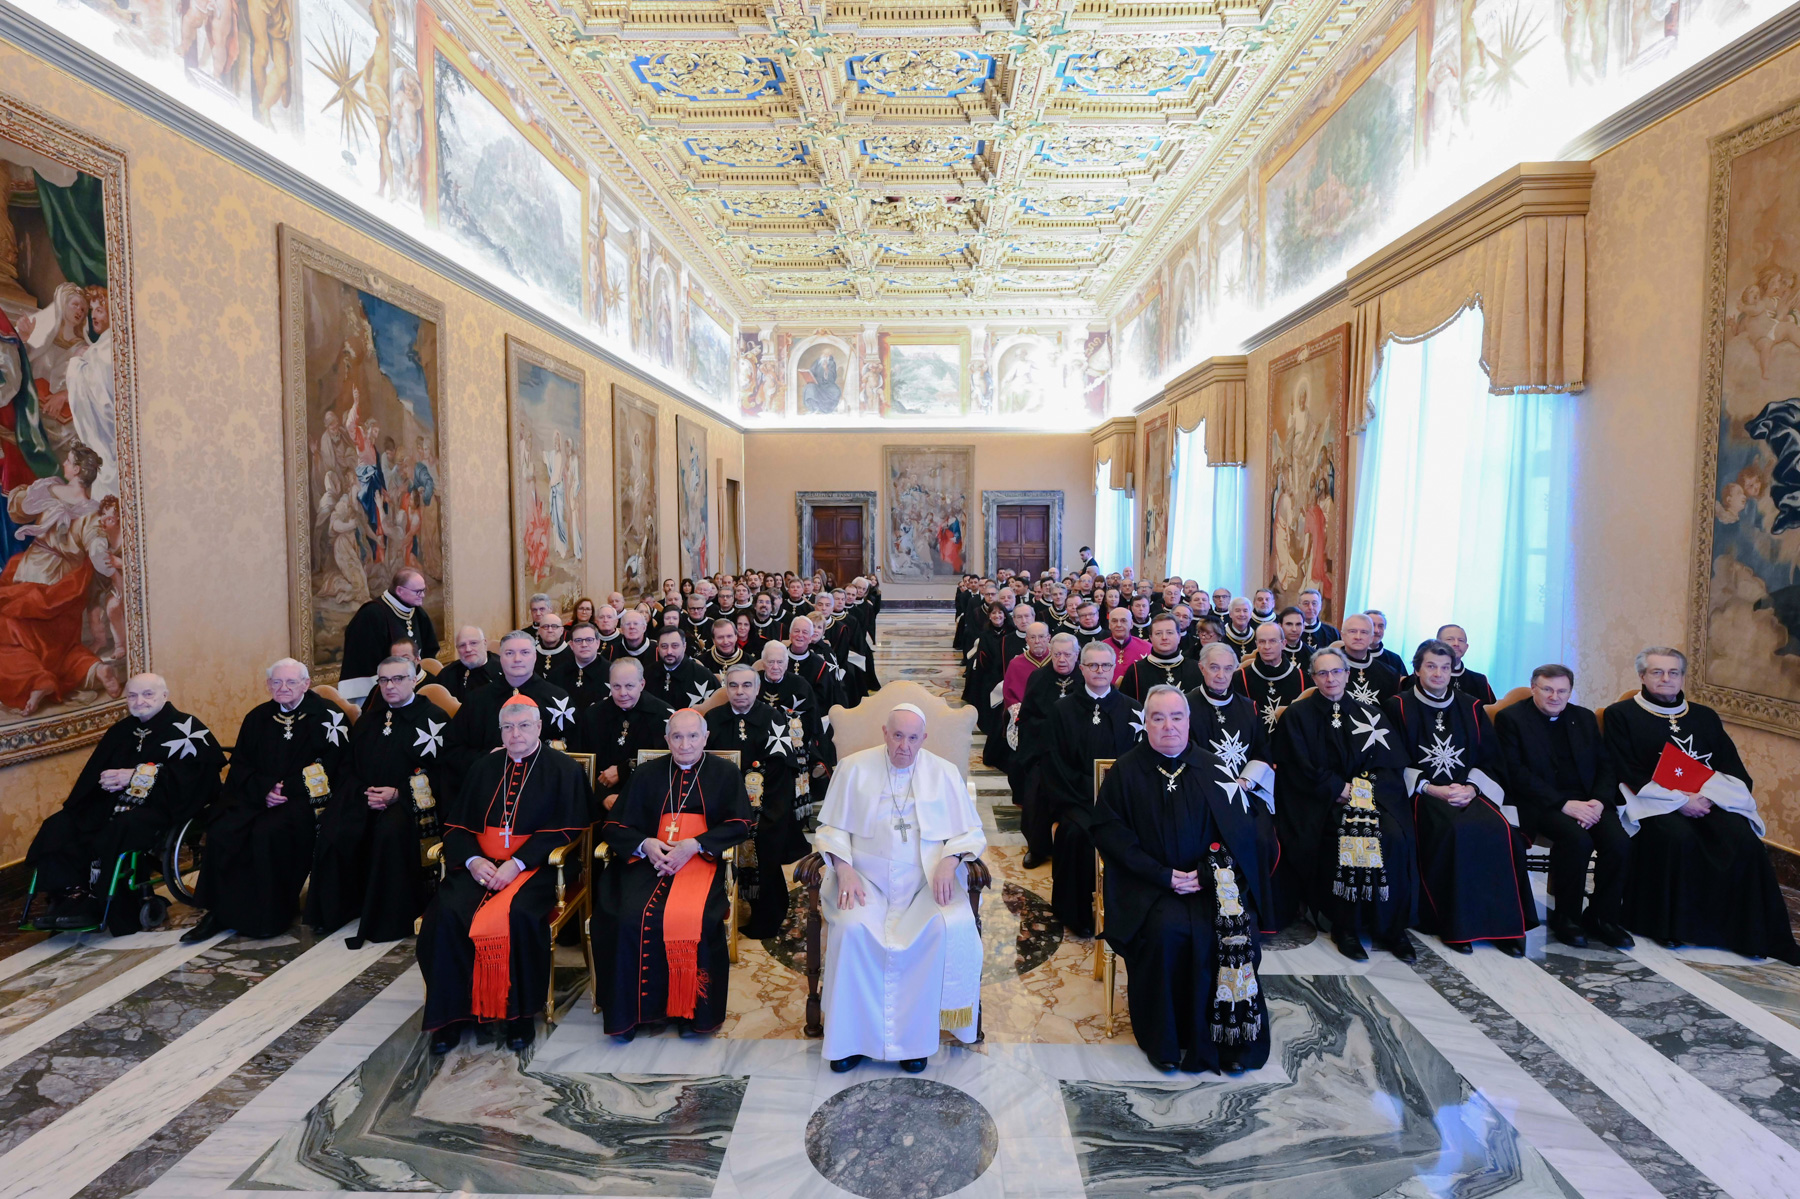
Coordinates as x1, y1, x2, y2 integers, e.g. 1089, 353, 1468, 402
1346, 162, 1591, 430
1163, 356, 1249, 464
1090, 418, 1136, 490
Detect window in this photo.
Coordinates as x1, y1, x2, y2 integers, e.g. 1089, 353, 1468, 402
1093, 460, 1135, 575
1166, 422, 1247, 593
1345, 306, 1574, 690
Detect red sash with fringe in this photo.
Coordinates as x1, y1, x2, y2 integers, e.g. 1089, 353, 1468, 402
470, 827, 536, 1020
660, 811, 714, 1018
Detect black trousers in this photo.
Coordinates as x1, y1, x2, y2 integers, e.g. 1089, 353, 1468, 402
1533, 803, 1629, 925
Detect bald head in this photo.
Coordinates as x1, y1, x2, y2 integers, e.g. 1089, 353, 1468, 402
1026, 620, 1051, 657
125, 673, 169, 721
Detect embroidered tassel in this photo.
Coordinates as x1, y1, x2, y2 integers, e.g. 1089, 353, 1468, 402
1207, 844, 1261, 1046
1333, 774, 1388, 902
471, 935, 511, 1020
666, 940, 701, 1019
939, 1005, 975, 1030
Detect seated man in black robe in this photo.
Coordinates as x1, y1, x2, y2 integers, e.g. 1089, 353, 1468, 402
534, 614, 576, 688
439, 626, 500, 701
1604, 647, 1800, 963
307, 656, 452, 948
27, 673, 221, 933
1272, 648, 1417, 962
647, 627, 721, 711
1015, 632, 1081, 869
444, 631, 576, 794
1386, 639, 1534, 956
419, 694, 592, 1053
564, 622, 609, 711
1298, 588, 1339, 652
1045, 641, 1145, 937
184, 659, 349, 943
572, 657, 675, 814
758, 641, 834, 829
1234, 622, 1309, 736
1092, 686, 1273, 1075
702, 618, 748, 679
598, 709, 754, 1039
707, 665, 808, 938
1119, 614, 1204, 701
787, 616, 847, 712
1496, 664, 1630, 949
1186, 643, 1282, 920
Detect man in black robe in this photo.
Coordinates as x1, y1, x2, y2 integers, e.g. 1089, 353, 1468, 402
439, 626, 501, 701
1297, 588, 1339, 652
444, 631, 577, 794
533, 614, 576, 688
1365, 609, 1408, 678
749, 592, 782, 651
1496, 664, 1630, 949
760, 641, 834, 828
572, 657, 674, 814
1403, 624, 1497, 705
1045, 641, 1144, 936
788, 617, 848, 712
1386, 639, 1534, 956
1604, 647, 1799, 963
1234, 623, 1309, 736
598, 709, 754, 1038
615, 609, 656, 669
420, 694, 592, 1053
592, 605, 625, 662
27, 673, 221, 933
306, 656, 451, 947
701, 618, 748, 679
1276, 608, 1314, 672
707, 665, 808, 938
1119, 614, 1204, 701
183, 659, 349, 942
1220, 598, 1257, 656
340, 570, 438, 680
682, 594, 715, 656
647, 627, 721, 710
1335, 613, 1401, 707
1186, 643, 1282, 920
1092, 687, 1273, 1074
1272, 647, 1418, 962
564, 622, 609, 711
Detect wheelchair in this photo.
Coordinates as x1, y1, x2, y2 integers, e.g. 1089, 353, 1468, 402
19, 813, 206, 936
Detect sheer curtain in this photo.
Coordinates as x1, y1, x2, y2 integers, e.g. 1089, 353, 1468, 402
1166, 423, 1248, 593
1093, 460, 1135, 574
1344, 305, 1574, 691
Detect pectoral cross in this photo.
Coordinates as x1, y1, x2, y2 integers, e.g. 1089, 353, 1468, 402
133, 727, 152, 752
382, 712, 393, 737
1091, 706, 1101, 726
664, 815, 682, 842
892, 813, 914, 843
274, 713, 297, 741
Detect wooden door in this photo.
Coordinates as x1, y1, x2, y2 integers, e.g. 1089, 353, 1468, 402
810, 505, 865, 587
995, 505, 1050, 579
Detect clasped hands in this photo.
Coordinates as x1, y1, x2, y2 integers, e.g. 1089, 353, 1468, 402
1170, 869, 1202, 895
468, 856, 525, 891
640, 836, 702, 876
832, 856, 960, 908
1425, 782, 1477, 808
1561, 798, 1605, 829
98, 767, 134, 793
364, 785, 399, 810
1678, 794, 1713, 818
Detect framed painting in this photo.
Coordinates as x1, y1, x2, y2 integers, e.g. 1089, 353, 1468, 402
880, 333, 968, 418
675, 414, 709, 580
1689, 99, 1800, 736
1265, 324, 1349, 619
280, 225, 449, 678
506, 336, 586, 626
1141, 413, 1172, 581
884, 445, 973, 582
612, 385, 660, 600
0, 99, 148, 768
686, 289, 732, 403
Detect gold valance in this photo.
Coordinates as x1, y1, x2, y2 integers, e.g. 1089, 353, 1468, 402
1346, 162, 1591, 429
1162, 355, 1249, 465
1090, 417, 1136, 490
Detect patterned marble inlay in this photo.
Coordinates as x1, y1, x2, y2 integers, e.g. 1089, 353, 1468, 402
805, 1077, 998, 1198
1690, 960, 1800, 1032
0, 941, 171, 1038
1063, 974, 1580, 1196
237, 1017, 747, 1193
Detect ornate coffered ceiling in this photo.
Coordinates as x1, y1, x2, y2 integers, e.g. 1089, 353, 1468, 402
446, 0, 1387, 322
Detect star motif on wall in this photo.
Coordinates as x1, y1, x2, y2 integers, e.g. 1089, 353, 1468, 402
161, 716, 213, 760
1420, 731, 1466, 781
415, 719, 445, 757
1350, 711, 1390, 753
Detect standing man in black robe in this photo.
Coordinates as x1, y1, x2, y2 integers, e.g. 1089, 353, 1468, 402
647, 627, 721, 710
1386, 639, 1533, 956
706, 665, 808, 938
1604, 647, 1800, 963
1496, 664, 1630, 949
1365, 609, 1408, 678
440, 626, 501, 701
420, 695, 592, 1053
615, 609, 656, 669
307, 656, 451, 947
340, 569, 438, 681
759, 641, 834, 828
1418, 624, 1498, 705
1220, 598, 1257, 656
1297, 588, 1339, 652
533, 614, 576, 688
564, 622, 610, 711
1272, 647, 1417, 962
183, 659, 349, 943
1335, 613, 1401, 707
572, 657, 674, 814
788, 617, 848, 712
27, 673, 221, 933
1092, 687, 1273, 1074
1015, 634, 1082, 867
1045, 641, 1144, 936
1234, 623, 1309, 737
598, 709, 754, 1039
1119, 614, 1204, 701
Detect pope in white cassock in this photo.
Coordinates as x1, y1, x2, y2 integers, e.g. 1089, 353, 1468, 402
816, 703, 986, 1073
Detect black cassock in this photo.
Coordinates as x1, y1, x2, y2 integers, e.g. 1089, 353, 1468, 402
1013, 664, 1080, 860
645, 658, 721, 711
597, 755, 753, 1034
1045, 688, 1144, 936
706, 703, 808, 939
763, 669, 835, 826
26, 703, 221, 931
1386, 688, 1536, 945
564, 656, 609, 712
1185, 687, 1284, 928
789, 646, 847, 714
1339, 651, 1401, 707
197, 692, 349, 938
1119, 653, 1205, 703
418, 746, 591, 1030
536, 643, 577, 689
1604, 692, 1800, 963
341, 592, 439, 679
572, 694, 675, 810
1271, 691, 1417, 939
1233, 658, 1309, 738
443, 676, 576, 793
1092, 743, 1274, 1072
438, 654, 501, 702
305, 695, 451, 943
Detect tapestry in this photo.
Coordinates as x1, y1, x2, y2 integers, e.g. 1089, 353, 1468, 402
1265, 324, 1349, 617
506, 336, 585, 624
1141, 413, 1172, 581
676, 414, 709, 579
612, 385, 660, 599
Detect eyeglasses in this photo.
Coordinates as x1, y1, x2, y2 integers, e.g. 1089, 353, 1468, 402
376, 674, 413, 685
1314, 667, 1348, 678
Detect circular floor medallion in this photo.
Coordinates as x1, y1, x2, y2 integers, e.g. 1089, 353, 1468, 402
805, 1077, 998, 1199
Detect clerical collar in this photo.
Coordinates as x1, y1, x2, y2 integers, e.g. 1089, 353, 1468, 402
1303, 618, 1322, 634
596, 630, 620, 643
381, 590, 415, 618
1109, 636, 1131, 651
1251, 606, 1275, 621
1413, 684, 1453, 708
1132, 620, 1152, 635
1249, 656, 1295, 682
1147, 652, 1184, 667
1636, 689, 1688, 717
1202, 686, 1234, 707
731, 703, 755, 716
1076, 622, 1101, 635
753, 617, 777, 630
573, 652, 598, 668
622, 638, 648, 653
1021, 651, 1050, 670
277, 697, 303, 713
540, 642, 568, 657
1340, 647, 1374, 669
389, 692, 414, 709
1451, 662, 1467, 678
1283, 639, 1303, 652
1371, 640, 1388, 654
1155, 748, 1186, 767
791, 649, 812, 662
1085, 685, 1111, 700
508, 747, 539, 764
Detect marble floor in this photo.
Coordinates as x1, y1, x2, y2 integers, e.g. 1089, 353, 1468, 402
5, 609, 1800, 1198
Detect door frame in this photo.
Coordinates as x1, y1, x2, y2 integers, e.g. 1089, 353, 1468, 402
982, 490, 1064, 579
797, 490, 877, 581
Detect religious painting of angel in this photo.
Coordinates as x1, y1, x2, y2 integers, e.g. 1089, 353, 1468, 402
884, 446, 972, 581
280, 226, 448, 677
506, 336, 585, 626
675, 415, 709, 579
0, 111, 149, 767
1265, 325, 1349, 618
612, 386, 660, 600
1690, 100, 1800, 735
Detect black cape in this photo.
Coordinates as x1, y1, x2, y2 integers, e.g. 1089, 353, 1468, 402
789, 647, 847, 713
706, 702, 808, 939
535, 642, 578, 689
341, 592, 439, 679
1233, 657, 1309, 736
439, 654, 502, 701
1118, 653, 1204, 702
645, 657, 721, 711
1337, 651, 1401, 707
1045, 687, 1144, 936
564, 654, 610, 711
444, 675, 576, 792
572, 694, 675, 811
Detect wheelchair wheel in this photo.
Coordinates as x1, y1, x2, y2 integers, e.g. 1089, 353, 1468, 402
162, 818, 202, 906
139, 895, 170, 930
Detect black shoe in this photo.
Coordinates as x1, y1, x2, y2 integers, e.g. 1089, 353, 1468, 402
1021, 852, 1049, 869
1332, 931, 1369, 962
506, 1017, 535, 1052
345, 936, 366, 950
899, 1058, 927, 1073
612, 1029, 636, 1044
1154, 1059, 1180, 1073
830, 1055, 865, 1073
1496, 938, 1527, 958
430, 1023, 465, 1055
1379, 935, 1417, 964
1219, 1059, 1247, 1076
1444, 938, 1474, 955
46, 895, 105, 930
181, 912, 222, 943
1548, 915, 1587, 948
1590, 920, 1635, 950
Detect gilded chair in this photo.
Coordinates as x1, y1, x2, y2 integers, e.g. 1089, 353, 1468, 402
1092, 759, 1118, 1035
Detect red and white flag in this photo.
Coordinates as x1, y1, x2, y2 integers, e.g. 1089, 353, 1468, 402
1651, 741, 1714, 795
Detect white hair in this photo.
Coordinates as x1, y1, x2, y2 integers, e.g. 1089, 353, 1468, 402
266, 657, 311, 681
